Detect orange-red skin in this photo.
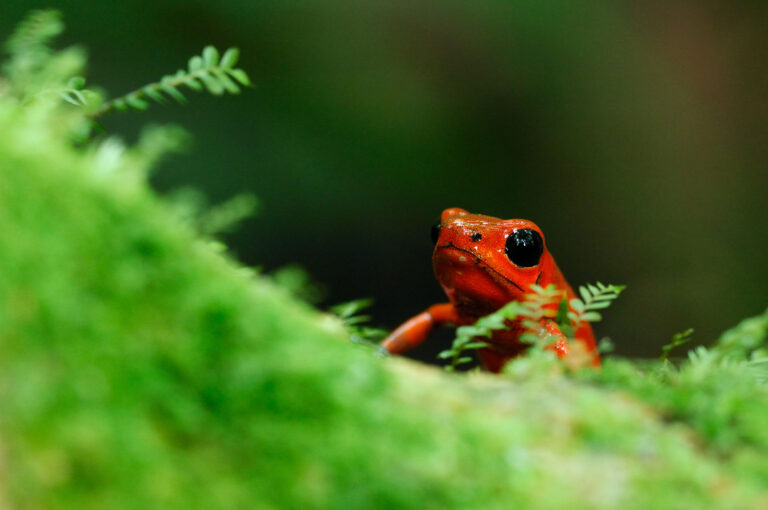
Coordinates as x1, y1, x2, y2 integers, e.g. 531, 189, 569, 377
382, 208, 598, 372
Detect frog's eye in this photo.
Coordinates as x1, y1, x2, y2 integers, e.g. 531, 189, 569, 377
431, 222, 441, 244
505, 229, 543, 267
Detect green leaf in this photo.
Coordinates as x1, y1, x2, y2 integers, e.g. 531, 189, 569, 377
555, 297, 570, 327
229, 69, 251, 86
184, 79, 203, 92
202, 45, 220, 67
581, 311, 602, 322
597, 337, 615, 353
5, 9, 63, 54
556, 298, 575, 339
220, 47, 240, 68
343, 315, 370, 326
67, 76, 86, 90
519, 332, 540, 344
142, 86, 166, 104
199, 72, 224, 95
590, 293, 617, 301
214, 70, 241, 94
329, 298, 373, 319
161, 85, 187, 103
660, 328, 694, 361
60, 92, 81, 106
188, 56, 203, 72
60, 89, 87, 105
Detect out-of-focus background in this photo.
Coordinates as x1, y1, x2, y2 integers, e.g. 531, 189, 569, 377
3, 1, 766, 357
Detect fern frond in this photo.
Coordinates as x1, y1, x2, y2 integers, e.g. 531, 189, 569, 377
330, 298, 388, 344
660, 328, 694, 361
568, 282, 625, 329
438, 301, 520, 371
56, 76, 91, 106
197, 194, 258, 236
330, 298, 376, 323
165, 186, 257, 237
271, 265, 326, 306
4, 9, 63, 56
711, 307, 768, 361
2, 10, 91, 106
93, 46, 251, 118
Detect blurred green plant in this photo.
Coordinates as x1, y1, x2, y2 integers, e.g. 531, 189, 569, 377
1, 10, 94, 109
166, 187, 259, 237
271, 264, 326, 304
1, 9, 250, 123
660, 328, 694, 361
330, 298, 388, 344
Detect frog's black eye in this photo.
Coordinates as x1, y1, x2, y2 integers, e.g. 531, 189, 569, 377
505, 229, 543, 267
431, 222, 441, 244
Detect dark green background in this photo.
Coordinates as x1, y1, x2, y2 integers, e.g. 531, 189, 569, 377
3, 1, 766, 357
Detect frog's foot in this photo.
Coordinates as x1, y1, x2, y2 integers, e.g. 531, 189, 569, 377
381, 303, 457, 355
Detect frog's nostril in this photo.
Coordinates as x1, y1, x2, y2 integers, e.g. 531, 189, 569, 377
471, 232, 482, 242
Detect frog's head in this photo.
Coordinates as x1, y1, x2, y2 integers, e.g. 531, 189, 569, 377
431, 207, 556, 312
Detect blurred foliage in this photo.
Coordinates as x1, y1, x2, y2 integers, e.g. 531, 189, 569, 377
271, 263, 326, 304
660, 327, 694, 361
329, 297, 388, 343
166, 187, 259, 237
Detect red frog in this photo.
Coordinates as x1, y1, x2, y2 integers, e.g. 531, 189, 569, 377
382, 208, 598, 372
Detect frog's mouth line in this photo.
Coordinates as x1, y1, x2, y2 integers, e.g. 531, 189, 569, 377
436, 243, 542, 293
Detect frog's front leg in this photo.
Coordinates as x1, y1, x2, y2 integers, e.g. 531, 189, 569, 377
382, 303, 458, 355
536, 319, 602, 367
539, 318, 569, 358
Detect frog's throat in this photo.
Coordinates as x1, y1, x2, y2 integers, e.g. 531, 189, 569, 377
435, 243, 541, 294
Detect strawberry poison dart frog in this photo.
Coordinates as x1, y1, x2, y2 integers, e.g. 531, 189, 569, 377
381, 208, 598, 372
